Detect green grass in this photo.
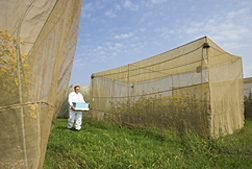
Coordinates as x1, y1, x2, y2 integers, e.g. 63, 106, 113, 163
44, 119, 252, 169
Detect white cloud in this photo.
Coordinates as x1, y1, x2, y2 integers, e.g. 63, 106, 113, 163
226, 7, 250, 20
73, 58, 88, 68
221, 42, 249, 51
150, 0, 167, 4
161, 7, 252, 50
106, 43, 125, 51
105, 10, 117, 18
92, 42, 126, 63
115, 32, 133, 39
81, 6, 91, 18
83, 42, 126, 63
115, 4, 121, 10
80, 45, 88, 49
114, 43, 124, 48
81, 3, 94, 18
123, 0, 139, 11
154, 27, 175, 39
207, 8, 252, 41
184, 22, 204, 34
100, 51, 105, 55
139, 28, 146, 32
83, 3, 93, 11
81, 2, 105, 19
97, 46, 103, 50
142, 11, 153, 18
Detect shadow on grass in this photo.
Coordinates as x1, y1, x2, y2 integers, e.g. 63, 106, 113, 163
56, 126, 69, 130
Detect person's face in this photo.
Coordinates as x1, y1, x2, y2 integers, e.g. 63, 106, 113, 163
75, 87, 80, 94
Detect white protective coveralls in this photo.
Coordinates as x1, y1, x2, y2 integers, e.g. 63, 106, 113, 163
67, 91, 85, 130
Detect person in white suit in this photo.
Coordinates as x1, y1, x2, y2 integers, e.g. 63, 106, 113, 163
67, 85, 85, 131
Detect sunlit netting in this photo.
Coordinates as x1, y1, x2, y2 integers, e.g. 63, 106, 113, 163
0, 0, 81, 168
90, 36, 244, 137
244, 77, 252, 120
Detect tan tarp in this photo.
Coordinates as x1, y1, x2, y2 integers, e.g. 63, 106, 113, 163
90, 36, 244, 137
58, 84, 90, 118
0, 0, 81, 168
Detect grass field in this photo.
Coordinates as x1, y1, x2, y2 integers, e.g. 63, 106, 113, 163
44, 118, 252, 169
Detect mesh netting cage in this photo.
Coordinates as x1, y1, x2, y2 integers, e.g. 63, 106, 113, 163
90, 36, 244, 138
244, 77, 252, 120
0, 0, 81, 168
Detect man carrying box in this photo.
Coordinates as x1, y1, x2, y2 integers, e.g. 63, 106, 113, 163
67, 85, 85, 131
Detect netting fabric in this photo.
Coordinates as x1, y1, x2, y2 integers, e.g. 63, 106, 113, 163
90, 36, 244, 137
0, 0, 81, 168
244, 77, 252, 120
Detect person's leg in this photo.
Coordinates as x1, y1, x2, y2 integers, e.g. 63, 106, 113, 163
67, 109, 75, 129
75, 111, 82, 130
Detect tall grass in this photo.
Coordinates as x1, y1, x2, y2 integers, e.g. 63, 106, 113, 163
105, 85, 209, 136
44, 118, 252, 169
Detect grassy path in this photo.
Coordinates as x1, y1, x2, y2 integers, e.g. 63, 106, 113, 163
44, 119, 252, 169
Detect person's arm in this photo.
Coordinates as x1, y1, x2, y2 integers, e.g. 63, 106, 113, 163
68, 93, 75, 109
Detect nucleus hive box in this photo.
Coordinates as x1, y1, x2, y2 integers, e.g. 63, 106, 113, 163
73, 103, 89, 111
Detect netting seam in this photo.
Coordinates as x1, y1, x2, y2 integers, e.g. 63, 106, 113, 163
0, 101, 54, 112
93, 45, 203, 77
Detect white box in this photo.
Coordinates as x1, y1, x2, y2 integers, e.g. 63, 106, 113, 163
73, 102, 89, 111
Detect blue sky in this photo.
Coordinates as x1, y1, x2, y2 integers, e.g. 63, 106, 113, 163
69, 0, 252, 85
